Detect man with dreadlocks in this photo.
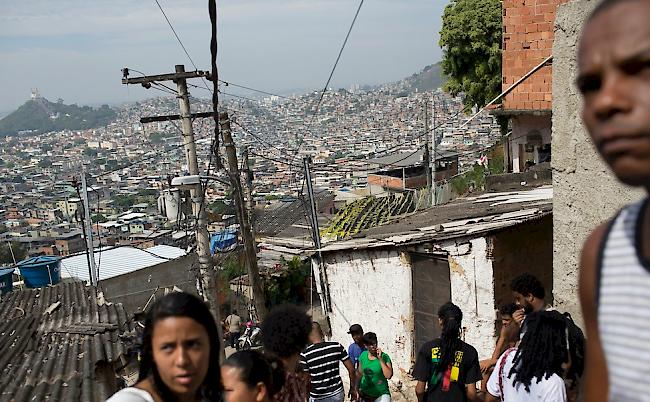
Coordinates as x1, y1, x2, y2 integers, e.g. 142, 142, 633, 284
413, 302, 482, 402
485, 310, 568, 402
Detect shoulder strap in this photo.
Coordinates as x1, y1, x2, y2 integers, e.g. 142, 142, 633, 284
498, 348, 517, 401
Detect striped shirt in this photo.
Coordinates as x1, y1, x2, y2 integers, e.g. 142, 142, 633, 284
300, 341, 349, 399
598, 198, 650, 401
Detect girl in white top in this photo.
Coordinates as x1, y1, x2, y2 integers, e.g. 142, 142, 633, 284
486, 311, 568, 402
106, 292, 223, 402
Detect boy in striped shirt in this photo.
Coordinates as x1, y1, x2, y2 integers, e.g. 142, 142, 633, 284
300, 322, 358, 402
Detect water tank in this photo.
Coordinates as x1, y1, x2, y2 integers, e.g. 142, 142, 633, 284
17, 256, 61, 288
158, 189, 182, 223
0, 268, 14, 295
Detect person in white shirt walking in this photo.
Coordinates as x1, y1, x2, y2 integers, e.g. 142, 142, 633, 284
486, 310, 568, 402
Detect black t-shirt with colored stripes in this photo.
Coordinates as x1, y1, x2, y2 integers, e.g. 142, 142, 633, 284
300, 341, 350, 398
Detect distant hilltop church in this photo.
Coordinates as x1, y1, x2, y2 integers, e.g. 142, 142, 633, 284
30, 88, 59, 119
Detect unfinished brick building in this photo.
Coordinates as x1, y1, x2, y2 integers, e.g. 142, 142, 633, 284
495, 0, 570, 172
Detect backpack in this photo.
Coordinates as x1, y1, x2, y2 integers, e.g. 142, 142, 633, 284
563, 312, 586, 383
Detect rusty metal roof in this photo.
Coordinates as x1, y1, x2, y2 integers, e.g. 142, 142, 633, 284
319, 186, 553, 253
0, 280, 134, 402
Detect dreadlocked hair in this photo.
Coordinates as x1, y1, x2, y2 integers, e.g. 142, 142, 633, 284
508, 310, 568, 392
436, 302, 463, 375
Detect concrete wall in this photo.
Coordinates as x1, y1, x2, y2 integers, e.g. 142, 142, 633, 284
323, 249, 414, 382
99, 254, 198, 314
441, 238, 496, 360
552, 0, 645, 326
491, 215, 554, 308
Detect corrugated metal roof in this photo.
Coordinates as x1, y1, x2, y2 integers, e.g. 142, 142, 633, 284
319, 186, 553, 253
60, 245, 187, 282
0, 281, 133, 402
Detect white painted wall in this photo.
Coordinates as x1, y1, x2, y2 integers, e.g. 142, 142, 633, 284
510, 115, 552, 173
441, 238, 497, 360
323, 249, 414, 382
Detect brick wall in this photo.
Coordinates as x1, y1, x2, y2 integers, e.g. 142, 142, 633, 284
502, 0, 570, 110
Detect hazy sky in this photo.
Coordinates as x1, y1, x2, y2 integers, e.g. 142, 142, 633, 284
0, 0, 449, 113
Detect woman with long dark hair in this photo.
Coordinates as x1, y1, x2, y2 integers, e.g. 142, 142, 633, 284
107, 292, 223, 402
486, 310, 568, 402
221, 350, 285, 402
413, 302, 482, 402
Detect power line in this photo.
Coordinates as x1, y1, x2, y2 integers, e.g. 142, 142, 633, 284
231, 119, 286, 157
153, 0, 213, 94
92, 132, 214, 179
152, 81, 180, 95
288, 0, 364, 190
218, 80, 297, 101
187, 82, 263, 104
310, 0, 365, 122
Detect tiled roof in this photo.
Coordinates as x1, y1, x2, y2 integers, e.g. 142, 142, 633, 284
0, 281, 134, 402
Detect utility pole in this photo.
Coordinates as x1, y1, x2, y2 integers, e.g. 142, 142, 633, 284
432, 96, 438, 206
121, 65, 220, 324
73, 167, 98, 286
80, 166, 98, 285
220, 112, 268, 320
303, 157, 331, 312
423, 101, 432, 206
242, 148, 255, 223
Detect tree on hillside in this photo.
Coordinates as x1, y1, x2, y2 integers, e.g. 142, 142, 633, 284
439, 0, 502, 111
0, 242, 28, 264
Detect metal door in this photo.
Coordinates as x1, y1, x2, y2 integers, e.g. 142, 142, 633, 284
412, 253, 451, 356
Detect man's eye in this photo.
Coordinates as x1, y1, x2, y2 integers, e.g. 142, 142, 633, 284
577, 78, 600, 95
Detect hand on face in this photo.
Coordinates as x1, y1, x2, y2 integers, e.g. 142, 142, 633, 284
512, 309, 526, 326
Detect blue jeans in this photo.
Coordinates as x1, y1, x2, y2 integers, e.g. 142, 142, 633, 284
309, 388, 344, 402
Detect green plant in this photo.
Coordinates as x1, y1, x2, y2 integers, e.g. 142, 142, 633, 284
439, 0, 502, 111
450, 164, 487, 195
264, 256, 310, 307
0, 242, 27, 264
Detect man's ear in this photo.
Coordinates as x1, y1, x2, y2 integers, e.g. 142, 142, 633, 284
255, 382, 268, 402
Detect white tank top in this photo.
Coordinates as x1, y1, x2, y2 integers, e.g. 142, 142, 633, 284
598, 199, 650, 401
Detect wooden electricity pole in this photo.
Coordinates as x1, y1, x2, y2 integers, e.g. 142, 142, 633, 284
220, 112, 268, 320
121, 65, 221, 323
423, 101, 432, 207
242, 148, 255, 223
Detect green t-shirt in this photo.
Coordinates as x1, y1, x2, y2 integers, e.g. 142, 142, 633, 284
359, 350, 391, 398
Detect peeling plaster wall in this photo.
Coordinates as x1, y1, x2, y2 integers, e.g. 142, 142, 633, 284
442, 238, 496, 360
323, 249, 414, 381
552, 0, 644, 326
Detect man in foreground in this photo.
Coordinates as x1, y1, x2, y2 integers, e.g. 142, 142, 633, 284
577, 0, 650, 400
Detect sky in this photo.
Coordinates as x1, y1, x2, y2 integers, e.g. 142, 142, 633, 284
0, 0, 449, 113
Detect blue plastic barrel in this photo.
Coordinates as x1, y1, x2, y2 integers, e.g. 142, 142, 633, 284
0, 268, 14, 295
17, 256, 61, 288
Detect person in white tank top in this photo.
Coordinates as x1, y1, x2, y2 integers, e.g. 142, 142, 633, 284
106, 293, 223, 402
577, 1, 650, 401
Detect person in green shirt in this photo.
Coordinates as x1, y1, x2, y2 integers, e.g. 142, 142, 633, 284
356, 332, 393, 402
